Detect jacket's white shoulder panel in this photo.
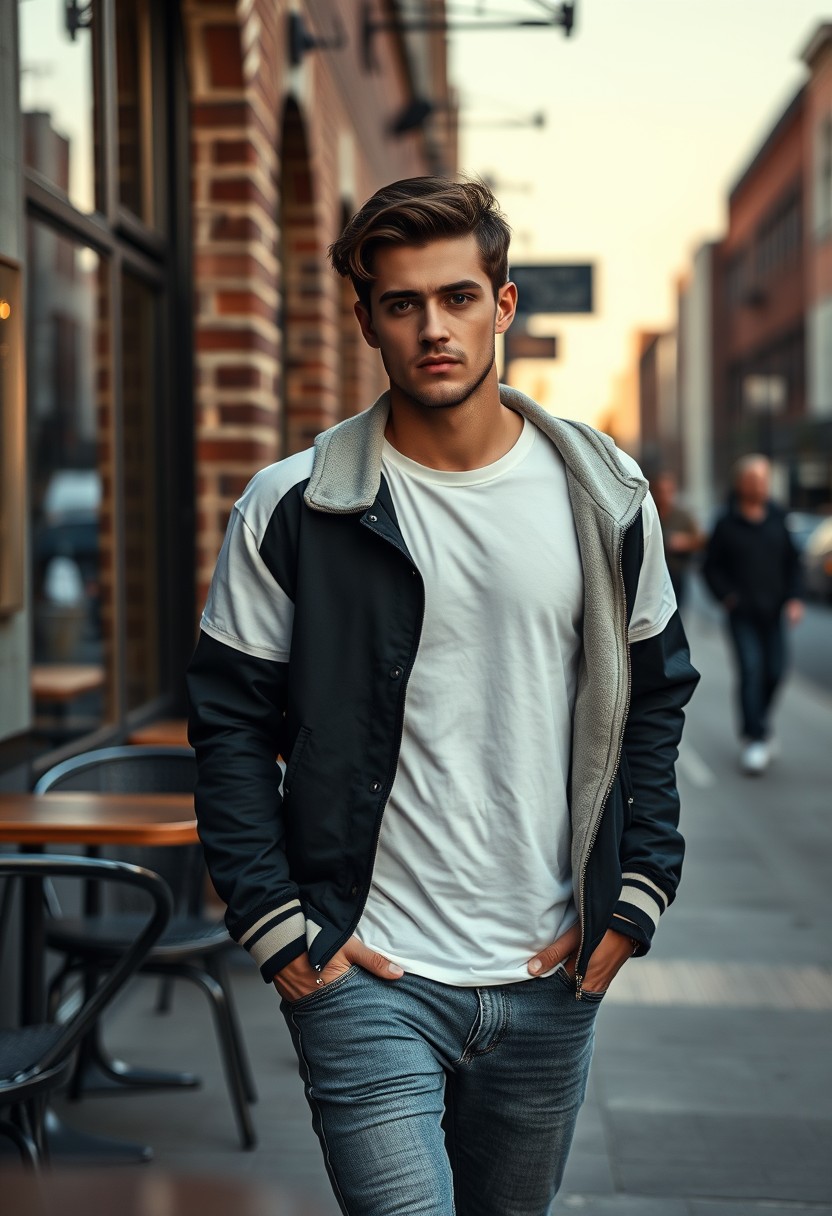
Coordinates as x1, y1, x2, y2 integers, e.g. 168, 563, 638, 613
235, 447, 315, 544
199, 448, 314, 663
626, 472, 678, 643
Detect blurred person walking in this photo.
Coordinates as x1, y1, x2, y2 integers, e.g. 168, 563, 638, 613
187, 177, 699, 1216
703, 455, 802, 775
650, 471, 704, 610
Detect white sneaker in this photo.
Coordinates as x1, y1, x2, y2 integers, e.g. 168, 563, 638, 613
741, 741, 770, 775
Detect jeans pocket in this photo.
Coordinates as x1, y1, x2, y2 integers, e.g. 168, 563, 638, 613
285, 964, 362, 1010
553, 966, 605, 1002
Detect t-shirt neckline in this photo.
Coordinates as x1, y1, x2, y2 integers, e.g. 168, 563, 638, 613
382, 416, 536, 487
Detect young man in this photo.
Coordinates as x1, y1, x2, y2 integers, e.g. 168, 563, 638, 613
187, 177, 699, 1216
704, 454, 802, 775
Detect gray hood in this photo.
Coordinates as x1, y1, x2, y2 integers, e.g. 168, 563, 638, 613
305, 385, 646, 529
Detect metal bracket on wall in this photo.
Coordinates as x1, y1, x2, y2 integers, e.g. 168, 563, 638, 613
361, 1, 576, 73
288, 12, 347, 69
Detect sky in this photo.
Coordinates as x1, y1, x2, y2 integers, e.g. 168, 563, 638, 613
449, 0, 832, 426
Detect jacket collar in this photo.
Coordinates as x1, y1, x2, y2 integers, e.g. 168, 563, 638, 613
304, 385, 646, 527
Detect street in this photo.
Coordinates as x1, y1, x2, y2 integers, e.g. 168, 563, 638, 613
52, 600, 832, 1213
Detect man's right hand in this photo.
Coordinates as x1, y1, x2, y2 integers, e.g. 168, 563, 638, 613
272, 936, 404, 1003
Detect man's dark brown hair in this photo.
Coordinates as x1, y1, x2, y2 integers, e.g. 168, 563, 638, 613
328, 176, 511, 309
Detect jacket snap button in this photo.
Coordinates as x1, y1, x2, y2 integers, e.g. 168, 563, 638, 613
350, 884, 359, 896
389, 666, 402, 679
368, 514, 378, 522
369, 780, 381, 793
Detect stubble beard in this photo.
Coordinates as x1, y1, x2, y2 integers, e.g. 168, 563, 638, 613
386, 342, 496, 412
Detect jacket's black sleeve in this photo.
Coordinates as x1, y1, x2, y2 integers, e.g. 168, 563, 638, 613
187, 632, 307, 981
702, 515, 734, 604
612, 610, 699, 951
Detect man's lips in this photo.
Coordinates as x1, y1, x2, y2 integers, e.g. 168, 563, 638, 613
417, 357, 461, 372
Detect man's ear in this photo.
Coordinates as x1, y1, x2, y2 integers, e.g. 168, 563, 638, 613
495, 281, 518, 335
354, 301, 380, 350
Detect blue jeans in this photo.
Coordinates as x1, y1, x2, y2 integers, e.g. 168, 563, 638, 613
727, 612, 786, 741
281, 965, 601, 1216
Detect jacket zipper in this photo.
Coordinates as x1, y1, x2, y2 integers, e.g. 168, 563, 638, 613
574, 519, 634, 1000
314, 515, 425, 970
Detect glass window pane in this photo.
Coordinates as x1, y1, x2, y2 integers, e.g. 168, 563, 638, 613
19, 0, 99, 215
27, 221, 114, 742
121, 272, 162, 709
115, 0, 158, 225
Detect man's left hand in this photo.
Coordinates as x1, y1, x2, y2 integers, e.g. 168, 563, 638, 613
527, 926, 636, 994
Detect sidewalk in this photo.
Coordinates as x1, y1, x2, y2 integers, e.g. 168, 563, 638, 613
52, 608, 832, 1213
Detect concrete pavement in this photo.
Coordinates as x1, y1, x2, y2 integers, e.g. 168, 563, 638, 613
48, 604, 832, 1214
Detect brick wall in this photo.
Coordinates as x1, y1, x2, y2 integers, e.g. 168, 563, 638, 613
183, 0, 449, 612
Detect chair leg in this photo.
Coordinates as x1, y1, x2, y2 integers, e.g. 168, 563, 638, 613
155, 976, 175, 1014
171, 964, 257, 1150
206, 954, 258, 1104
0, 1113, 40, 1170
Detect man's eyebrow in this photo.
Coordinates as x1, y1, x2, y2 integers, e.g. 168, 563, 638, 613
377, 279, 483, 304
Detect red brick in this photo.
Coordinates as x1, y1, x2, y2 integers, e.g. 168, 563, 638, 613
216, 365, 262, 388
203, 25, 244, 89
196, 327, 276, 356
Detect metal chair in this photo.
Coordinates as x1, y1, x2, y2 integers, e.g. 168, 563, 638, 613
0, 853, 171, 1168
35, 746, 257, 1150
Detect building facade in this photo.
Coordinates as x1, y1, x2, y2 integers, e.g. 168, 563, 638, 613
0, 1, 455, 786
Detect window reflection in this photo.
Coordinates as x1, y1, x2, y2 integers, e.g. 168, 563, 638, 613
19, 0, 99, 214
115, 0, 157, 224
122, 272, 161, 709
27, 221, 113, 740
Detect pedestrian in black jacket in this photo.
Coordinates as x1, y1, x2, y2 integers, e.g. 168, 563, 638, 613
187, 176, 699, 1215
704, 454, 802, 774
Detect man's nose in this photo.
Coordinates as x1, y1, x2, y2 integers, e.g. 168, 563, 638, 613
419, 302, 450, 345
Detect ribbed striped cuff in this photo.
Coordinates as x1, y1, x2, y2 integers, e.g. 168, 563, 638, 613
613, 871, 670, 950
234, 899, 308, 982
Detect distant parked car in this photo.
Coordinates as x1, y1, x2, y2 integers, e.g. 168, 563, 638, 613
786, 511, 828, 553
803, 517, 832, 602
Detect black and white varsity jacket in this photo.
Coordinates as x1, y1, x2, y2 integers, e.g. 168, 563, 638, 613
186, 386, 700, 993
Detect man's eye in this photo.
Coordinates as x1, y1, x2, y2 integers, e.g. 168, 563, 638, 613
392, 300, 414, 312
449, 293, 472, 305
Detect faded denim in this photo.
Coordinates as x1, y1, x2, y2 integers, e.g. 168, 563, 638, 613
281, 965, 601, 1216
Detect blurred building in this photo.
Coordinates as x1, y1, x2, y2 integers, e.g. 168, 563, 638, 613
711, 85, 806, 504
622, 18, 832, 518
802, 23, 832, 502
0, 1, 455, 783
636, 328, 679, 480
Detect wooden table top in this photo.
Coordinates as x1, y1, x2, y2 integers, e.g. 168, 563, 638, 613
31, 663, 106, 701
0, 791, 197, 846
127, 718, 190, 747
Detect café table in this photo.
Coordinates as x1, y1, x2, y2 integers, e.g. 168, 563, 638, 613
0, 790, 198, 1162
127, 717, 190, 747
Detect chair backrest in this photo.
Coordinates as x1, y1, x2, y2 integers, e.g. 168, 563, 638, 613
34, 746, 201, 914
34, 745, 196, 796
0, 853, 171, 1078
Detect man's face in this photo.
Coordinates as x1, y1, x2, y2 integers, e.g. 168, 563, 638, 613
354, 233, 516, 411
736, 460, 770, 504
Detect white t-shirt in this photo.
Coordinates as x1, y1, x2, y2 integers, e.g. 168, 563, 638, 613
356, 418, 676, 987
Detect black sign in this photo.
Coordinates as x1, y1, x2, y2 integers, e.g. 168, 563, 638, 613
510, 264, 594, 315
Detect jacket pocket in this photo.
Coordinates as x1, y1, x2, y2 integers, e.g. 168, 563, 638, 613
282, 726, 312, 798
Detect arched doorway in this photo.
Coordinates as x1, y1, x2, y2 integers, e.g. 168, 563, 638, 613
278, 100, 335, 455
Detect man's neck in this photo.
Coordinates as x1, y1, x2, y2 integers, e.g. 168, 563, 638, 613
385, 377, 524, 472
737, 498, 767, 523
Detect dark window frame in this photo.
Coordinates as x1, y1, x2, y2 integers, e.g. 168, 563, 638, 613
18, 0, 193, 778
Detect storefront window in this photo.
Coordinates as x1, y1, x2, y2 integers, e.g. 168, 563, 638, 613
115, 0, 160, 226
19, 0, 99, 215
18, 0, 186, 758
27, 222, 114, 741
122, 271, 161, 709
